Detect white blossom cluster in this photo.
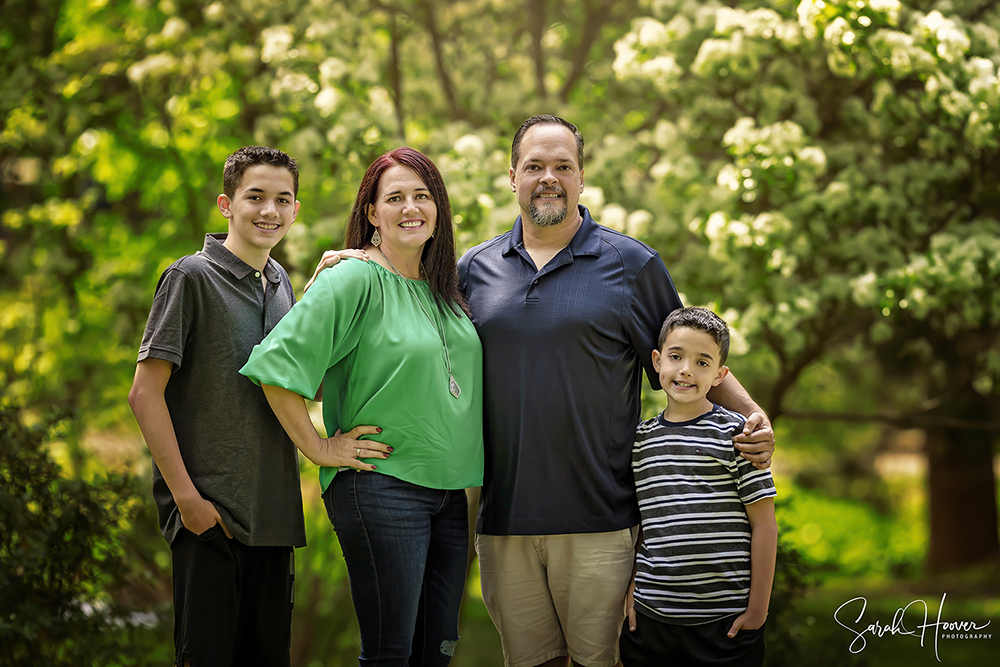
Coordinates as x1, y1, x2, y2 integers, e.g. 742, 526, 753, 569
917, 11, 971, 64
612, 17, 687, 92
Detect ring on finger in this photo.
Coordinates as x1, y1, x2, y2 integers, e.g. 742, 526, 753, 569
356, 447, 361, 458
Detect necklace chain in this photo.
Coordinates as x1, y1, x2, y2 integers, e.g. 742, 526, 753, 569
376, 247, 461, 399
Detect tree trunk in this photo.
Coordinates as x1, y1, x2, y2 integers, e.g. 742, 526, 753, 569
926, 424, 1000, 570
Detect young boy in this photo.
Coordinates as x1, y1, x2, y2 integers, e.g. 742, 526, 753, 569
620, 307, 778, 667
128, 146, 306, 667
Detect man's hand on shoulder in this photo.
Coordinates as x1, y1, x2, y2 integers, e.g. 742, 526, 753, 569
734, 412, 775, 470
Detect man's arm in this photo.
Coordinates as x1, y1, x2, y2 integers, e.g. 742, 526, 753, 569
127, 358, 231, 538
708, 373, 775, 468
728, 497, 777, 637
259, 383, 392, 469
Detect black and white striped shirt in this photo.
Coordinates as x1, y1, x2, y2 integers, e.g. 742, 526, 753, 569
631, 405, 776, 625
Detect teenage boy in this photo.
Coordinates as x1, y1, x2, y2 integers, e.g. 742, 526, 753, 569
128, 146, 348, 667
621, 307, 778, 667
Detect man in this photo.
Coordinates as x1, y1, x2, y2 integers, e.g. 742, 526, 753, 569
457, 116, 775, 667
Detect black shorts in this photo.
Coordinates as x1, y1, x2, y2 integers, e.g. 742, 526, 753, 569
619, 611, 765, 667
171, 525, 294, 667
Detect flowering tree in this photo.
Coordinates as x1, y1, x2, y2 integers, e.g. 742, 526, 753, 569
612, 0, 1000, 569
0, 0, 645, 438
4, 0, 998, 578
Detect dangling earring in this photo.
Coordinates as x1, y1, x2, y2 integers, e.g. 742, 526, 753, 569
371, 228, 382, 246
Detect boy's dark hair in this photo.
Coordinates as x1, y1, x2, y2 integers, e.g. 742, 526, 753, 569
223, 146, 299, 199
658, 307, 731, 365
511, 115, 585, 170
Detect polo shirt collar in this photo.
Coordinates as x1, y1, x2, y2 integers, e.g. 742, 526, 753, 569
201, 233, 282, 283
503, 205, 603, 258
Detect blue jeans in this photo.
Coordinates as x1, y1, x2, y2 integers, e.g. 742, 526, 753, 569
324, 471, 469, 667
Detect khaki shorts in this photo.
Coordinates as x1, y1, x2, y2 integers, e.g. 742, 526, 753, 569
475, 527, 639, 667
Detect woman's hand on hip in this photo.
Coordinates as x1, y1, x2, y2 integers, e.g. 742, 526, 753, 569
319, 425, 392, 471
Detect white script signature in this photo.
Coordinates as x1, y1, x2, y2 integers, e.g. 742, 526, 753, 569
834, 593, 991, 662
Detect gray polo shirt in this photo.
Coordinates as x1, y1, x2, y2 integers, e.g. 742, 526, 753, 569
137, 233, 306, 547
458, 206, 683, 535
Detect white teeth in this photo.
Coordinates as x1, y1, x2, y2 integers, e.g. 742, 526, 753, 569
256, 223, 278, 230
400, 222, 422, 228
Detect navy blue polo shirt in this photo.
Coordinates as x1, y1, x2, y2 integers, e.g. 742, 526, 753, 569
458, 206, 683, 535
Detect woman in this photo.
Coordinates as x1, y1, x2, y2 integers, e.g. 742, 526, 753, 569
239, 147, 483, 667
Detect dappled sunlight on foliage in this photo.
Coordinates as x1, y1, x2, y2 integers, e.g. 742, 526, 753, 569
3, 0, 1000, 662
778, 482, 927, 579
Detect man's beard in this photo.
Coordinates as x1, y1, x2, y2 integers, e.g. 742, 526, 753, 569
528, 187, 568, 227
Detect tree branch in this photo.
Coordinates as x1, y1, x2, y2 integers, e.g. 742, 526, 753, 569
417, 0, 464, 121
966, 0, 1000, 22
559, 0, 616, 102
527, 0, 548, 99
558, 0, 613, 102
780, 409, 1000, 432
387, 14, 406, 142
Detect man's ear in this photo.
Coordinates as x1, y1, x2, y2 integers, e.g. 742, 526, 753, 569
292, 200, 300, 222
579, 168, 585, 192
509, 166, 516, 192
217, 194, 232, 218
712, 365, 730, 387
651, 349, 661, 373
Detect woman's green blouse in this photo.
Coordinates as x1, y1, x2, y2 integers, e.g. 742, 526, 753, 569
239, 258, 484, 492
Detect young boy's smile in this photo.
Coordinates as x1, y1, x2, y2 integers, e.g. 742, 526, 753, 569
653, 326, 730, 421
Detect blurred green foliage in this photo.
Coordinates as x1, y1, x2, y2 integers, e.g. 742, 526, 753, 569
779, 484, 926, 578
3, 0, 1000, 662
0, 407, 170, 666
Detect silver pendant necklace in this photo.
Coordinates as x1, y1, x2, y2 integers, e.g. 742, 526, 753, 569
377, 248, 461, 399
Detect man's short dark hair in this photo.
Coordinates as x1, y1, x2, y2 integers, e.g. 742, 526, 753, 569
223, 146, 299, 199
511, 115, 585, 170
658, 307, 731, 365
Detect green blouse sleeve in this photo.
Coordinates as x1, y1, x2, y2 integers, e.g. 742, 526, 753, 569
239, 259, 372, 398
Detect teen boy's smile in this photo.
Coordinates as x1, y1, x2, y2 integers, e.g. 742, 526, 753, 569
218, 164, 300, 270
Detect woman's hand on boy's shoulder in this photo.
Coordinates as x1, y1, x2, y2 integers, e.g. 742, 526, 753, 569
733, 411, 774, 470
303, 248, 370, 294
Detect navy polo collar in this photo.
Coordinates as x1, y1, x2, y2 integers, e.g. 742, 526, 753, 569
202, 233, 282, 283
503, 205, 603, 259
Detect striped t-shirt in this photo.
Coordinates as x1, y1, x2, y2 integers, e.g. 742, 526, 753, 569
631, 405, 776, 625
